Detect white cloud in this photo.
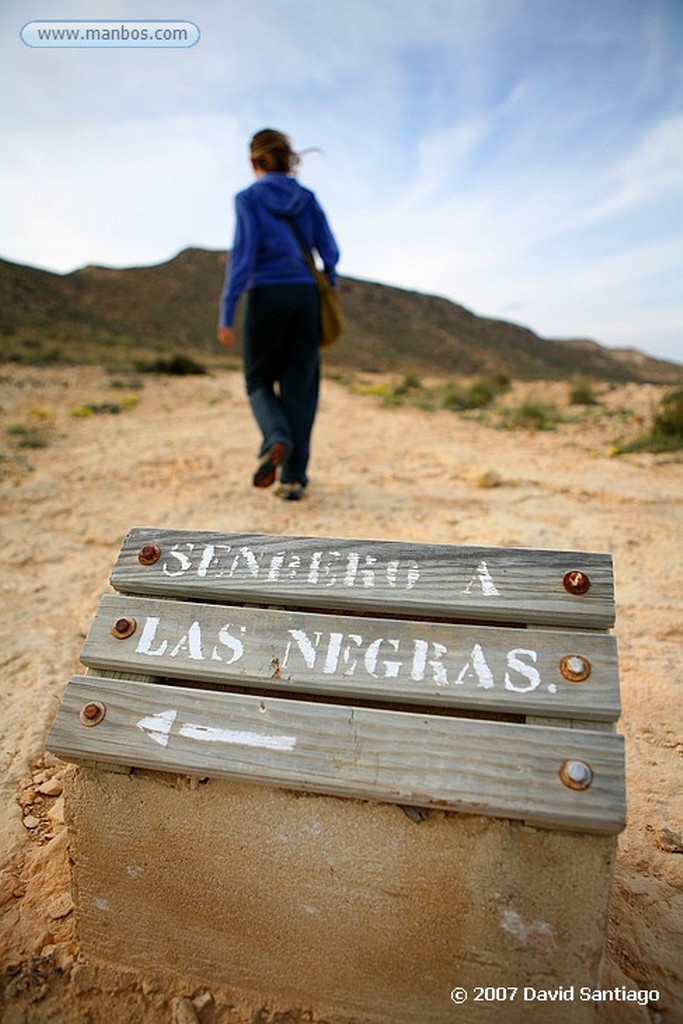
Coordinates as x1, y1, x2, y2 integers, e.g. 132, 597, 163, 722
597, 116, 683, 219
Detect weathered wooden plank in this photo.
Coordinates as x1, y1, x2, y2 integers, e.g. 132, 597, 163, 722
111, 528, 615, 629
47, 675, 626, 834
526, 717, 615, 732
82, 595, 621, 721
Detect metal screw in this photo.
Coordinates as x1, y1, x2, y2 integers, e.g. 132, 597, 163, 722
560, 654, 592, 683
559, 759, 593, 790
111, 616, 137, 640
80, 701, 106, 727
563, 570, 591, 595
138, 543, 161, 566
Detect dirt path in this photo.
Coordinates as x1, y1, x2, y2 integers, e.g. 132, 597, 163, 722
1, 365, 681, 1023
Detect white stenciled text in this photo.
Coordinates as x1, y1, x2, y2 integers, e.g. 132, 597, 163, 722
132, 616, 542, 693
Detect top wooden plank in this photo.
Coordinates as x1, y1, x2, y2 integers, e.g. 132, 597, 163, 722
111, 529, 615, 629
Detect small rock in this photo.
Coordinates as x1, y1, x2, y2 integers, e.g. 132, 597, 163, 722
656, 825, 683, 853
173, 996, 200, 1024
47, 892, 74, 920
38, 778, 64, 797
47, 795, 66, 825
402, 805, 430, 824
18, 793, 35, 813
192, 989, 213, 1011
43, 943, 75, 972
60, 953, 75, 973
23, 815, 40, 830
476, 469, 503, 489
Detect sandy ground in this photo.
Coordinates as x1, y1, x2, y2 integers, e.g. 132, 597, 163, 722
0, 364, 681, 1024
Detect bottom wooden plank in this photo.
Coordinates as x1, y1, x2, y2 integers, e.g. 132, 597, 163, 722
47, 675, 626, 834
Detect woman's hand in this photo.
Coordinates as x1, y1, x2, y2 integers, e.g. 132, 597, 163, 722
217, 326, 236, 349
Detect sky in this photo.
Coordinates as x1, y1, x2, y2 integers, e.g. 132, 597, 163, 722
2, 0, 682, 364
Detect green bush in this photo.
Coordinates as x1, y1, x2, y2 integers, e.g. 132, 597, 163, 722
503, 399, 561, 431
653, 389, 683, 438
439, 376, 508, 412
440, 382, 469, 411
70, 402, 123, 417
109, 377, 144, 391
466, 375, 509, 409
616, 388, 683, 453
569, 378, 599, 406
136, 353, 208, 376
5, 423, 49, 449
402, 372, 422, 391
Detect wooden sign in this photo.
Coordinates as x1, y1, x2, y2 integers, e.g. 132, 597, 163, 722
47, 527, 626, 835
112, 529, 615, 629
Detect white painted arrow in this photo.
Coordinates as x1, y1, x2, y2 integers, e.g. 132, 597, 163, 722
137, 709, 177, 747
135, 709, 296, 752
179, 722, 297, 751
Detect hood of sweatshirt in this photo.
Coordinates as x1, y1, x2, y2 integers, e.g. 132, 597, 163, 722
252, 173, 309, 217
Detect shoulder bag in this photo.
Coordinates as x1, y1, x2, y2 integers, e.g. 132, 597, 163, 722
285, 218, 343, 348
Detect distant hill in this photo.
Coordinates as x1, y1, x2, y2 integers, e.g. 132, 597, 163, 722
1, 248, 680, 383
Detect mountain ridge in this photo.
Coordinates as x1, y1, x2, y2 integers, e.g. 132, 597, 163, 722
1, 247, 680, 383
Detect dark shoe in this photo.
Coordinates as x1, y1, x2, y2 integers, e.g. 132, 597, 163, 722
253, 443, 289, 488
277, 481, 305, 501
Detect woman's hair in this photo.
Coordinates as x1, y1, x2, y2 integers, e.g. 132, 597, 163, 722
250, 128, 300, 174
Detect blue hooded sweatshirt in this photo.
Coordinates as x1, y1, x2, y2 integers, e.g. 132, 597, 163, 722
219, 173, 340, 327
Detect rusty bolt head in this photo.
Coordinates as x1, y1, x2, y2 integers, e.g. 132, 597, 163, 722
559, 759, 593, 791
111, 616, 137, 640
560, 654, 592, 683
138, 543, 161, 566
80, 701, 106, 727
563, 570, 591, 595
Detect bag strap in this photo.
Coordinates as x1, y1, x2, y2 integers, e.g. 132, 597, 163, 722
284, 216, 321, 278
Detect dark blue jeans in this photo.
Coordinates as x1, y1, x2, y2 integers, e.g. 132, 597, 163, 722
243, 284, 320, 486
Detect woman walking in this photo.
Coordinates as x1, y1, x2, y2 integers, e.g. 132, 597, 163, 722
217, 128, 340, 501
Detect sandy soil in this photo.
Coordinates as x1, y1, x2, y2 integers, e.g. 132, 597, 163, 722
0, 364, 681, 1024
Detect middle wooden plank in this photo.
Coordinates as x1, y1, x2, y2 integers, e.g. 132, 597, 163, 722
80, 595, 621, 721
